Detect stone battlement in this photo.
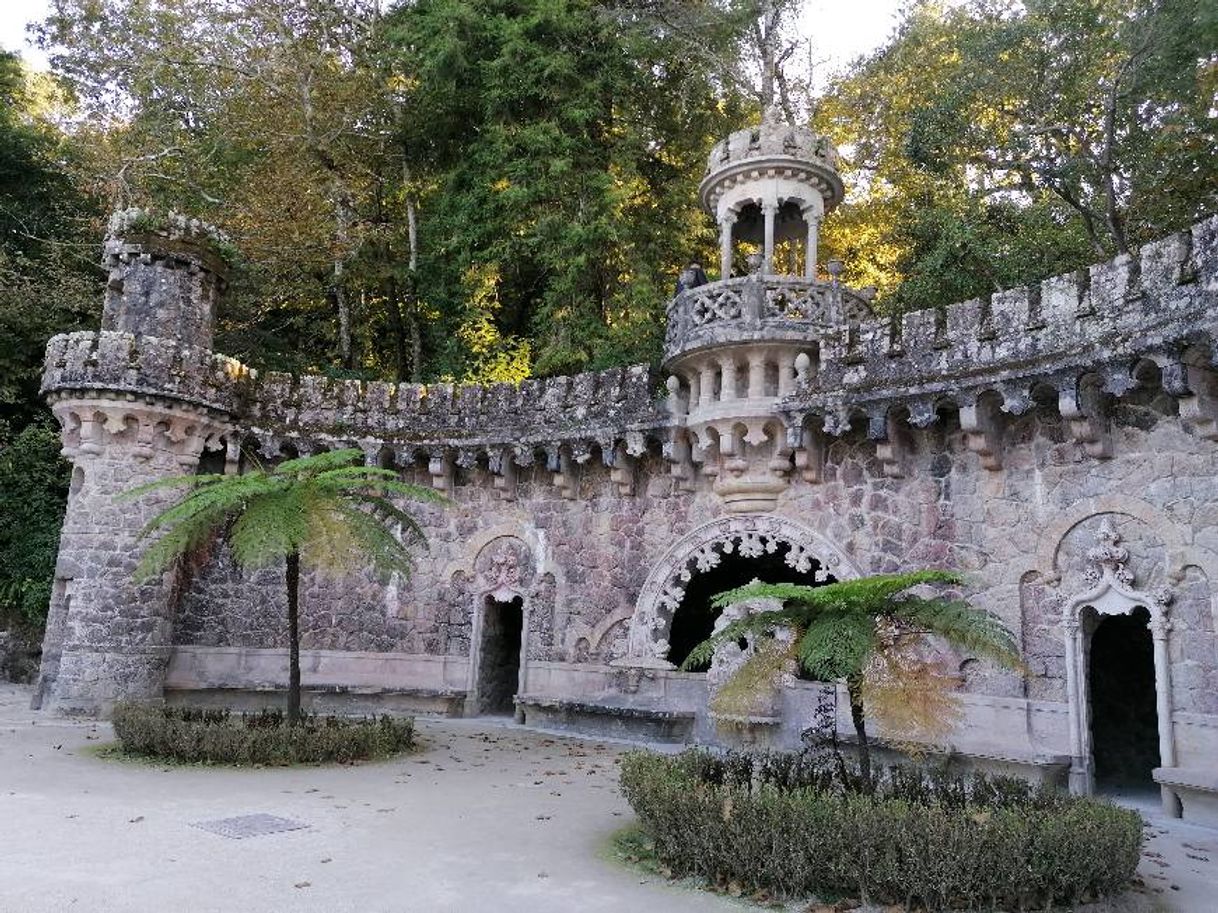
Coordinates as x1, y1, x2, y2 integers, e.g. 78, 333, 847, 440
782, 218, 1218, 439
42, 331, 251, 414
244, 363, 665, 450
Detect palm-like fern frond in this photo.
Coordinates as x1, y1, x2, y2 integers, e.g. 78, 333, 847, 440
127, 447, 444, 581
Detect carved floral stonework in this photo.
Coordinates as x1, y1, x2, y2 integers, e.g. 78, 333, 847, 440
473, 536, 535, 604
619, 515, 857, 669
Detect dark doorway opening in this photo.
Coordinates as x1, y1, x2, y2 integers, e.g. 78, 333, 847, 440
1089, 607, 1160, 788
477, 596, 523, 715
668, 544, 834, 669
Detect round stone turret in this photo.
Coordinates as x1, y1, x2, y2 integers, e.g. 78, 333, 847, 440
101, 208, 231, 352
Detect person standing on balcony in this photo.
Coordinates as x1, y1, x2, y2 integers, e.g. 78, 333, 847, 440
675, 261, 709, 295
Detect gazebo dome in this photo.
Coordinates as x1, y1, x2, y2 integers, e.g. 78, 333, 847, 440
699, 119, 843, 222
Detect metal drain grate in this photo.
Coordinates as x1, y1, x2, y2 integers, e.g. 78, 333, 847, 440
191, 813, 310, 839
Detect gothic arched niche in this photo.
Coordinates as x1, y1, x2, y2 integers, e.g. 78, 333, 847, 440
618, 515, 860, 669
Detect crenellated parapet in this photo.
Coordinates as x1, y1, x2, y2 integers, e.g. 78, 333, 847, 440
42, 330, 253, 415
242, 365, 667, 499
772, 217, 1218, 474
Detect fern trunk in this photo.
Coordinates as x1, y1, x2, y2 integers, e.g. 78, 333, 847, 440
286, 551, 301, 725
847, 677, 872, 793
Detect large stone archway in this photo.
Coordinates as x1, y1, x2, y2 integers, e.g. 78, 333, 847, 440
616, 515, 861, 669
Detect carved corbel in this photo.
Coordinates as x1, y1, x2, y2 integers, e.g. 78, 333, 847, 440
607, 442, 635, 497
959, 394, 1005, 471
869, 410, 909, 479
662, 431, 697, 492
1178, 356, 1218, 441
488, 447, 517, 501
548, 444, 577, 500
428, 448, 454, 493
1058, 376, 1112, 458
793, 422, 826, 483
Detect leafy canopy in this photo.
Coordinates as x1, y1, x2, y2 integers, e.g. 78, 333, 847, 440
126, 448, 445, 580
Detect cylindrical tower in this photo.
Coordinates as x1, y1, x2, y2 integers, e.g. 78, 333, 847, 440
33, 211, 241, 715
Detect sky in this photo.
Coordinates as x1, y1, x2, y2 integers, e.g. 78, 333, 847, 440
0, 0, 907, 78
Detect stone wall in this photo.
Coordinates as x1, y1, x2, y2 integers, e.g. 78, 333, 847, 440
34, 214, 1218, 822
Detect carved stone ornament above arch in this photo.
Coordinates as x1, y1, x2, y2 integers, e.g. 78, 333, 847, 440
614, 514, 861, 670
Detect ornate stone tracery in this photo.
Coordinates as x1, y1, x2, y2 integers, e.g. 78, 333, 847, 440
618, 515, 859, 669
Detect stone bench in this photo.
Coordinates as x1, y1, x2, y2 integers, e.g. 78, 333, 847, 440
1155, 767, 1218, 827
515, 695, 695, 743
165, 683, 467, 717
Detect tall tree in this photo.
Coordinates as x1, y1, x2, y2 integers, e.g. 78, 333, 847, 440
387, 0, 751, 379
816, 0, 1218, 309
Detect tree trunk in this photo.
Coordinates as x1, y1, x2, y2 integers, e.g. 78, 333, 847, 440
847, 678, 872, 792
286, 551, 302, 725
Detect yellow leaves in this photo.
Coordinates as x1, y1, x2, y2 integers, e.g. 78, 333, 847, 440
490, 177, 512, 193
861, 632, 965, 752
454, 262, 533, 384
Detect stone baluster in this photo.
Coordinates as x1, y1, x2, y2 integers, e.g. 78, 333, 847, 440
747, 352, 767, 400
719, 356, 738, 402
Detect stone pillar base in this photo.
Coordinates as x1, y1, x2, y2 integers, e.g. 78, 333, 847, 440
40, 645, 172, 717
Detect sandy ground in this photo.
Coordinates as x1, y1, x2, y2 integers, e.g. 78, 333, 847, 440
0, 684, 1213, 913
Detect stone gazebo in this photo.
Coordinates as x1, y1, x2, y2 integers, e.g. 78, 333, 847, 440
703, 113, 844, 280
664, 117, 869, 513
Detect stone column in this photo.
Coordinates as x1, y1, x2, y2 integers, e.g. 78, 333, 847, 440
762, 201, 777, 276
803, 208, 821, 279
747, 352, 767, 400
699, 362, 716, 409
1063, 616, 1089, 795
777, 352, 797, 398
1149, 613, 1181, 816
719, 216, 734, 280
719, 357, 738, 402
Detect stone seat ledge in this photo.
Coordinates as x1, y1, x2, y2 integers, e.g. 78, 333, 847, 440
1154, 767, 1218, 792
172, 683, 467, 699
835, 731, 1070, 770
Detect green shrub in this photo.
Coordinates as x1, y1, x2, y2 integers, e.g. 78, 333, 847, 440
111, 703, 414, 765
619, 750, 1143, 911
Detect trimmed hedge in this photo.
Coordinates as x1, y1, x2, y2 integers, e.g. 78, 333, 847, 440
620, 750, 1143, 911
111, 703, 414, 765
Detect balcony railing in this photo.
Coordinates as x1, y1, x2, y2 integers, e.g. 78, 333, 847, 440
664, 276, 872, 362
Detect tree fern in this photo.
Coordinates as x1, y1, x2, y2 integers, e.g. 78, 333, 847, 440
686, 568, 1021, 789
123, 448, 445, 722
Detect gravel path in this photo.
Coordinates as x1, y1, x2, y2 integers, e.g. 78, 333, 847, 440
0, 684, 1212, 912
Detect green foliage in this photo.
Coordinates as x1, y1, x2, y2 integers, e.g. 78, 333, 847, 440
684, 570, 1020, 681
387, 0, 751, 379
0, 420, 70, 627
127, 447, 443, 580
111, 702, 414, 765
817, 0, 1218, 310
620, 749, 1144, 910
